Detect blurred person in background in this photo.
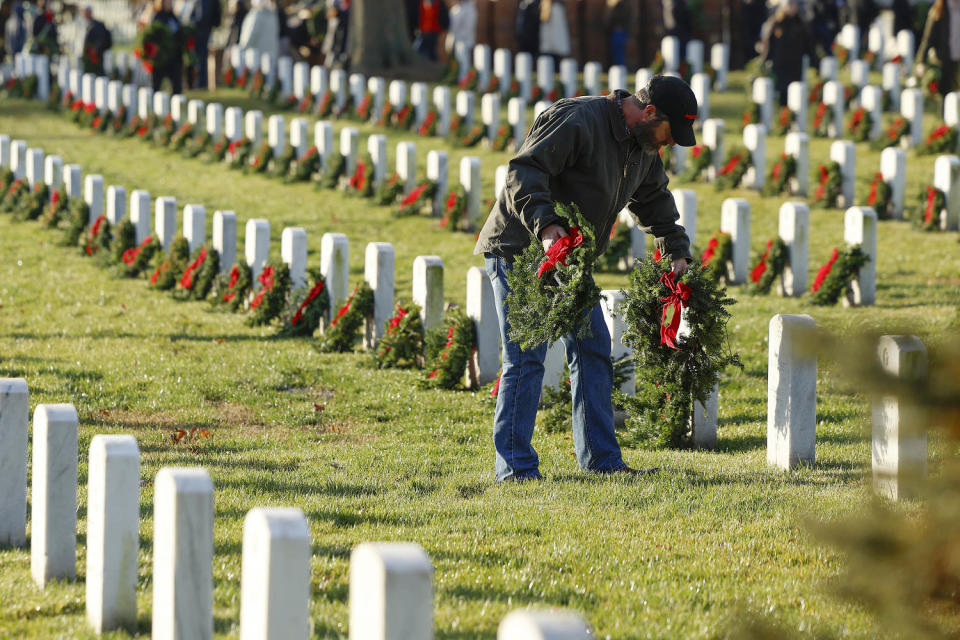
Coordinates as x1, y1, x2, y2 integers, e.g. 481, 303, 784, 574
761, 0, 815, 105
82, 5, 112, 74
29, 0, 59, 57
448, 0, 476, 54
151, 0, 184, 93
516, 0, 540, 57
239, 0, 279, 62
605, 0, 631, 67
321, 0, 348, 67
179, 0, 221, 88
662, 0, 692, 59
916, 0, 960, 98
413, 0, 448, 62
4, 0, 27, 61
539, 0, 569, 64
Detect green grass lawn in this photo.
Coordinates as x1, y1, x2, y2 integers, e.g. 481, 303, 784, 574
0, 68, 958, 638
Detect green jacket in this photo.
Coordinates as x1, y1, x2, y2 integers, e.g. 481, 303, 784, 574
473, 90, 693, 263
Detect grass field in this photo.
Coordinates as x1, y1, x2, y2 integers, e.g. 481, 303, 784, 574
0, 68, 958, 638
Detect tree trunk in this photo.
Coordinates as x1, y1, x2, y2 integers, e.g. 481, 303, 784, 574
348, 0, 442, 79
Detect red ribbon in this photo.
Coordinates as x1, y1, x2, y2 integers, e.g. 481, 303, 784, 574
925, 186, 937, 223
867, 173, 881, 205
718, 155, 740, 176
387, 304, 408, 332
401, 184, 427, 207
659, 271, 691, 350
250, 266, 276, 309
811, 248, 839, 292
537, 227, 584, 278
349, 160, 367, 191
750, 239, 774, 284
178, 246, 207, 289
291, 281, 325, 326
927, 125, 950, 144
700, 236, 719, 266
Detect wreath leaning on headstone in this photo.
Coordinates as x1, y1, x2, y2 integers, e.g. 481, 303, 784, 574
374, 301, 425, 369
616, 256, 742, 449
318, 282, 375, 353
811, 101, 831, 138
865, 172, 893, 219
505, 202, 601, 350
699, 230, 732, 283
918, 123, 958, 156
810, 245, 869, 306
277, 269, 328, 337
677, 144, 712, 183
845, 107, 872, 143
747, 237, 789, 294
395, 179, 437, 217
713, 148, 752, 192
872, 116, 910, 151
813, 161, 843, 208
772, 106, 795, 136
174, 244, 220, 301
763, 153, 797, 197
910, 185, 946, 231
422, 307, 476, 389
247, 262, 291, 326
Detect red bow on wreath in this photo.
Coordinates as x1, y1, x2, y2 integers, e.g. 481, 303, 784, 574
536, 227, 584, 278
659, 271, 691, 350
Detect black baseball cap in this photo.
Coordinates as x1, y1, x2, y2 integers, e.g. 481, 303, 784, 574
647, 75, 698, 147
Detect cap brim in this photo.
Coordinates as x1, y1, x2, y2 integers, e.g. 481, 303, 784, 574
671, 119, 696, 147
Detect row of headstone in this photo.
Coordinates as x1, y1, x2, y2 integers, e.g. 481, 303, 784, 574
0, 380, 594, 638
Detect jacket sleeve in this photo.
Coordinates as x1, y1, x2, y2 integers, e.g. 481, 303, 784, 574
625, 154, 693, 261
504, 107, 590, 239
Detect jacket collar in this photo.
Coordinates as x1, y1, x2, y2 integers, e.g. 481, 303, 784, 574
607, 90, 634, 143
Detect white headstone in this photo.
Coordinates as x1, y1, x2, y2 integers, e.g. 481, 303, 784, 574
187, 99, 204, 126
245, 110, 264, 147
349, 543, 433, 640
396, 142, 417, 194
743, 124, 766, 190
240, 507, 311, 640
882, 62, 901, 111
873, 335, 928, 500
830, 140, 856, 207
466, 266, 499, 387
43, 155, 63, 190
601, 290, 635, 394
152, 468, 214, 640
686, 39, 704, 73
849, 60, 870, 88
822, 80, 845, 137
456, 90, 476, 127
608, 65, 627, 93
481, 92, 500, 140
413, 256, 444, 331
426, 150, 448, 215
320, 232, 349, 314
767, 314, 818, 470
388, 79, 408, 108
460, 156, 482, 228
433, 85, 451, 136
859, 85, 883, 140
331, 69, 348, 110
290, 117, 309, 158
495, 165, 509, 199
691, 73, 710, 120
86, 435, 139, 634
819, 56, 838, 82
25, 148, 43, 187
583, 61, 602, 96
293, 61, 310, 99
367, 134, 387, 187
494, 48, 513, 96
64, 164, 82, 198
82, 72, 95, 104
880, 147, 907, 219
0, 135, 9, 168
710, 43, 729, 90
245, 218, 271, 281
153, 91, 171, 118
842, 207, 877, 306
473, 44, 492, 92
277, 56, 293, 96
933, 154, 960, 230
498, 609, 592, 639
106, 185, 126, 224
260, 52, 276, 89
617, 208, 646, 267
136, 87, 153, 120
363, 242, 395, 349
267, 114, 286, 157
84, 174, 105, 223
10, 139, 26, 179
0, 378, 28, 547
225, 106, 244, 141
867, 23, 884, 65
314, 121, 334, 167
155, 197, 177, 250
107, 80, 123, 113
542, 341, 566, 392
311, 65, 328, 97
534, 101, 550, 121
896, 30, 915, 70
94, 77, 107, 110
559, 58, 578, 98
840, 24, 861, 60
777, 202, 809, 296
787, 81, 807, 132
661, 36, 680, 72
508, 97, 526, 149
769, 131, 797, 192
30, 403, 78, 587
212, 210, 237, 273
900, 88, 924, 147
130, 190, 151, 244
673, 189, 697, 244
410, 82, 428, 125
515, 52, 533, 101
34, 54, 49, 100
454, 41, 470, 81
171, 94, 187, 124
720, 198, 750, 284
340, 127, 359, 174
281, 227, 308, 290
348, 72, 366, 108
183, 204, 206, 253
946, 92, 960, 127
206, 103, 224, 138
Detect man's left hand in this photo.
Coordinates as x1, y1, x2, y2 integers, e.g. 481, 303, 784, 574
671, 258, 688, 277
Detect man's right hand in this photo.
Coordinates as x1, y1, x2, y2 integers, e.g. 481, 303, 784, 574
540, 224, 568, 252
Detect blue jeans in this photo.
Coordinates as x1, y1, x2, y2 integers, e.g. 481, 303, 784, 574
485, 254, 626, 481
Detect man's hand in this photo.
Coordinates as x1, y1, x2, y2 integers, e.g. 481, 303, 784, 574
671, 257, 688, 277
540, 224, 568, 251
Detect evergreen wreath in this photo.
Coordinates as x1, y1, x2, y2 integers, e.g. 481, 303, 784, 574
919, 123, 958, 155
616, 257, 742, 449
741, 102, 761, 127
152, 114, 176, 147
353, 92, 374, 121
82, 215, 111, 256
391, 104, 414, 130
20, 183, 49, 221
270, 145, 295, 178
810, 245, 869, 305
699, 231, 732, 282
505, 78, 521, 99
375, 173, 404, 206
417, 107, 439, 136
110, 106, 128, 135
457, 124, 485, 148
149, 235, 190, 291
222, 65, 236, 87
505, 202, 601, 350
1, 179, 28, 214
446, 113, 466, 141
169, 122, 195, 151
246, 141, 272, 173
831, 42, 850, 66
374, 301, 425, 369
458, 68, 479, 91
813, 161, 843, 208
119, 235, 161, 277
921, 63, 942, 99
485, 76, 501, 94
714, 147, 751, 191
441, 185, 467, 230
61, 200, 90, 247
134, 21, 176, 73
395, 180, 437, 217
911, 185, 946, 231
773, 105, 795, 136
278, 270, 328, 337
248, 262, 292, 326
872, 116, 910, 151
659, 145, 673, 174
296, 95, 313, 114
318, 152, 346, 189
747, 237, 789, 294
91, 111, 109, 133
226, 137, 253, 169
175, 244, 219, 300
315, 90, 334, 118
377, 101, 394, 127
248, 69, 266, 97
208, 135, 229, 163
344, 154, 375, 197
846, 107, 872, 143
763, 152, 797, 196
677, 144, 712, 183
812, 102, 831, 138
492, 124, 511, 152
318, 282, 375, 352
422, 307, 475, 389
112, 219, 136, 264
598, 219, 631, 272
865, 173, 893, 219
289, 145, 320, 182
441, 56, 459, 85
42, 186, 68, 228
216, 262, 253, 311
